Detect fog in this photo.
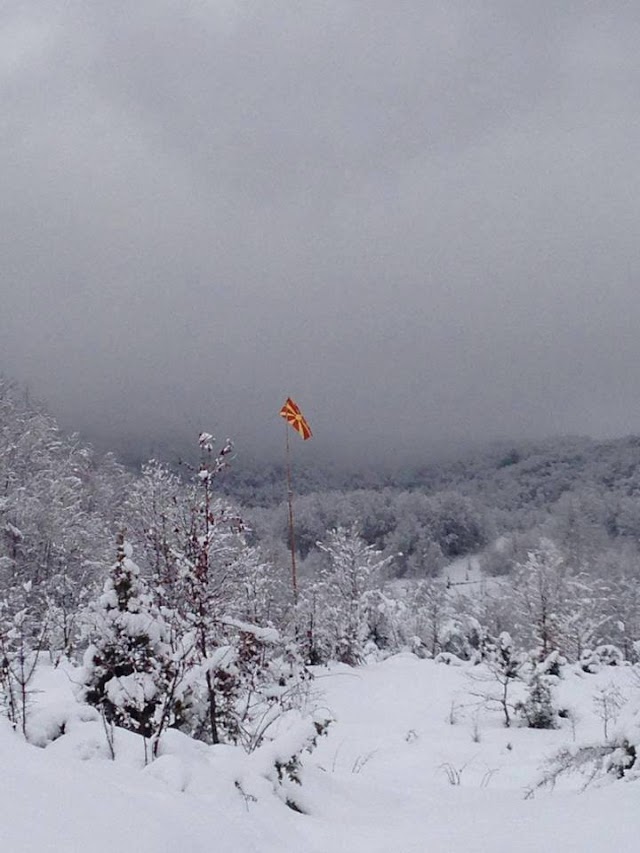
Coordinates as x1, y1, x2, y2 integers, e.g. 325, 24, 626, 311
2, 2, 640, 465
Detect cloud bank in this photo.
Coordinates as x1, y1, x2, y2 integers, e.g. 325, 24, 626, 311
2, 2, 640, 462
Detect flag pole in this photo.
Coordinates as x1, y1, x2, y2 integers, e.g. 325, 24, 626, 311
284, 421, 298, 603
280, 396, 311, 604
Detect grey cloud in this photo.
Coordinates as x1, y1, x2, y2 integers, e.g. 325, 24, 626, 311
2, 1, 640, 464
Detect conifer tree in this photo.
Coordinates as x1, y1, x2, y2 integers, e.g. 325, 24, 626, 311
81, 536, 177, 745
517, 668, 558, 729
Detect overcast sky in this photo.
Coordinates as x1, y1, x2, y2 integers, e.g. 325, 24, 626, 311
2, 1, 640, 464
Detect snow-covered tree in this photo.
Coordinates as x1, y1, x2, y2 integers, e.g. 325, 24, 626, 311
122, 459, 185, 611
409, 579, 452, 658
152, 434, 312, 750
470, 632, 526, 728
311, 525, 393, 665
81, 537, 179, 748
516, 667, 558, 729
0, 580, 47, 736
511, 539, 569, 657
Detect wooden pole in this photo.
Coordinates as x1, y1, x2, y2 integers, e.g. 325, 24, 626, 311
284, 422, 298, 603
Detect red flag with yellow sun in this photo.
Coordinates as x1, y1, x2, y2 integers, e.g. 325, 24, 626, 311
279, 397, 312, 440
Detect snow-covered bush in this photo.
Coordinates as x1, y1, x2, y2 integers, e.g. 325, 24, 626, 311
580, 645, 625, 673
469, 632, 526, 728
536, 649, 565, 677
536, 739, 637, 791
516, 669, 558, 729
595, 644, 625, 667
240, 710, 332, 812
434, 652, 465, 666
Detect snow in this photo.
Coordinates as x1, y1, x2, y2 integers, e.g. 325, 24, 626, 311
442, 552, 506, 598
2, 656, 640, 852
443, 553, 484, 585
221, 616, 280, 643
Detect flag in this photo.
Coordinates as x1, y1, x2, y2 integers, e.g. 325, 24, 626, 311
280, 397, 312, 440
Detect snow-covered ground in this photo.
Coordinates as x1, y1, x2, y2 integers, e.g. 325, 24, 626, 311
2, 655, 639, 852
442, 553, 484, 586
442, 552, 507, 598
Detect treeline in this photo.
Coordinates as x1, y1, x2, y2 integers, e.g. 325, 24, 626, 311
239, 435, 640, 579
247, 488, 487, 576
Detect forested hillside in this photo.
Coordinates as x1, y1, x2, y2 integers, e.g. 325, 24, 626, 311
230, 434, 640, 582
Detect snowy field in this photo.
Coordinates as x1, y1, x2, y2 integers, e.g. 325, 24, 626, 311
2, 654, 639, 853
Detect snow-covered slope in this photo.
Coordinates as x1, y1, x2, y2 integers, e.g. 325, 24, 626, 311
2, 656, 639, 852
